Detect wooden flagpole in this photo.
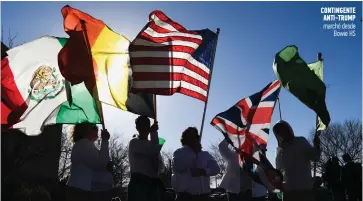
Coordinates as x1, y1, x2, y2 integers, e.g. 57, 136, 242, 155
80, 20, 106, 129
199, 28, 220, 142
313, 52, 323, 178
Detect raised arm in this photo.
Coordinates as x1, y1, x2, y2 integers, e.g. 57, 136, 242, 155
204, 152, 221, 176
150, 121, 159, 144
150, 131, 159, 144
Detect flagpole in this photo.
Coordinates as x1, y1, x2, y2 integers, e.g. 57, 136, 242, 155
154, 95, 157, 121
277, 96, 282, 121
313, 52, 323, 178
80, 20, 106, 129
199, 28, 220, 142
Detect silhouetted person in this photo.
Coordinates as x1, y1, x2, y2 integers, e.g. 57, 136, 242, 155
314, 176, 334, 201
342, 153, 362, 201
251, 145, 275, 201
323, 159, 332, 188
127, 116, 165, 201
66, 123, 110, 201
218, 139, 253, 201
91, 161, 114, 201
172, 127, 220, 201
273, 120, 321, 201
326, 156, 344, 201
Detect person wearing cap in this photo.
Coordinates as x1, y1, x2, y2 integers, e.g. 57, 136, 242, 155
273, 120, 321, 201
172, 127, 220, 201
218, 139, 253, 201
127, 116, 165, 201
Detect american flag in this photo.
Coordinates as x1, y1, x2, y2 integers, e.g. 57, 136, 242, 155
129, 10, 218, 102
211, 80, 282, 190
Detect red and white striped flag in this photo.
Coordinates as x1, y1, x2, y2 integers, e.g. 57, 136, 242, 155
129, 10, 218, 102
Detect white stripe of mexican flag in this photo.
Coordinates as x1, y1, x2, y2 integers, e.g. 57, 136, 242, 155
5, 36, 67, 135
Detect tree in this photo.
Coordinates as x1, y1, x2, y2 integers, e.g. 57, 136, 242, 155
109, 135, 130, 188
58, 125, 73, 182
309, 119, 362, 174
160, 150, 173, 188
209, 140, 227, 187
1, 26, 17, 48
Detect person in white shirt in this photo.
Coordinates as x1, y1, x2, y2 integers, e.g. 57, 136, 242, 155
127, 116, 165, 201
172, 127, 220, 201
218, 139, 252, 201
91, 161, 114, 201
66, 123, 110, 201
273, 120, 321, 201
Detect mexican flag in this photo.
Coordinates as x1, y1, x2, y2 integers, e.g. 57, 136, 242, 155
1, 36, 100, 135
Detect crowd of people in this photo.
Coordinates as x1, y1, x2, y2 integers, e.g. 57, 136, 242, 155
323, 154, 362, 201
64, 116, 362, 201
4, 115, 362, 201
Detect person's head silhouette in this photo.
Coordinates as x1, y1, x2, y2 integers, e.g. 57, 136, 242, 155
180, 127, 201, 152
72, 123, 98, 143
273, 120, 294, 147
331, 156, 340, 165
342, 153, 352, 163
135, 115, 151, 138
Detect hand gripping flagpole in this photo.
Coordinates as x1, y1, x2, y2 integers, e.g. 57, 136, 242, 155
80, 20, 106, 129
313, 52, 323, 179
199, 28, 220, 142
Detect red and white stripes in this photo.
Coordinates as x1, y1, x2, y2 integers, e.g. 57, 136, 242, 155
130, 10, 211, 101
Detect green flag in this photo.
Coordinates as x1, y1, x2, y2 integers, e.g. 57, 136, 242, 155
273, 45, 330, 129
307, 60, 326, 131
158, 137, 166, 145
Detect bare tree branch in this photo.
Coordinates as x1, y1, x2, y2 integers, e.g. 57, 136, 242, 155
209, 139, 227, 187
109, 135, 130, 188
160, 150, 173, 188
309, 119, 362, 174
1, 26, 18, 48
7, 28, 18, 48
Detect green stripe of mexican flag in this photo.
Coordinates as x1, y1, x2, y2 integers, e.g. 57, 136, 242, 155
4, 36, 100, 135
47, 81, 101, 125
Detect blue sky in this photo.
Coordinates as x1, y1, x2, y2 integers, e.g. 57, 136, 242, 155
2, 1, 362, 165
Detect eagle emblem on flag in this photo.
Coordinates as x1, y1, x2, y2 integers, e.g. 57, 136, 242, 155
28, 65, 64, 102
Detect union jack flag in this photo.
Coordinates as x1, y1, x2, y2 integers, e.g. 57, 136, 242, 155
211, 80, 281, 156
129, 10, 218, 102
211, 80, 282, 190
